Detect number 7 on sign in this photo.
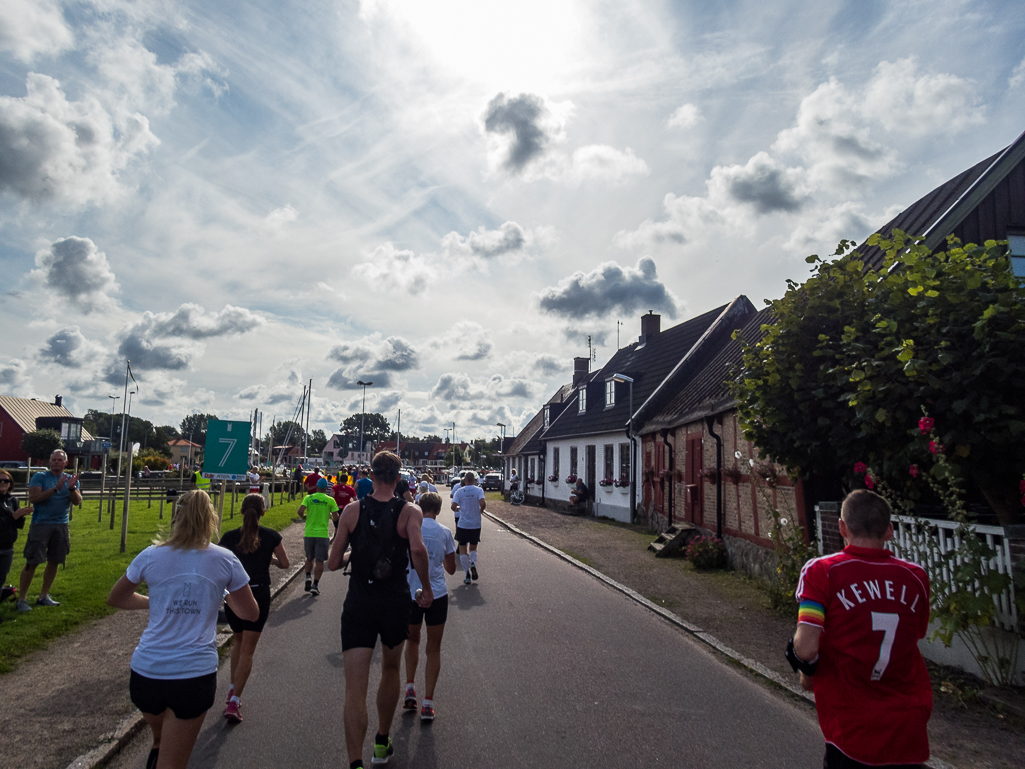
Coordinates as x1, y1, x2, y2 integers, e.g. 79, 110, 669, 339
218, 438, 237, 468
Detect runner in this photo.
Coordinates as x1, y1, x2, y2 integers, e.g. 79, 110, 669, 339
450, 471, 486, 585
355, 468, 373, 500
297, 478, 338, 596
402, 492, 456, 722
332, 475, 357, 538
247, 467, 261, 496
327, 451, 432, 768
218, 494, 290, 723
790, 489, 932, 768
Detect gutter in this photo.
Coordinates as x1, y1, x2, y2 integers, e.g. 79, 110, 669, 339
660, 428, 674, 527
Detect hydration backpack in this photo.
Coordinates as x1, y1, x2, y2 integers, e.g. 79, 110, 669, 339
351, 496, 405, 582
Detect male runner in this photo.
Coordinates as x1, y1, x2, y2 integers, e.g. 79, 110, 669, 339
355, 468, 373, 500
297, 478, 337, 596
790, 489, 932, 768
328, 451, 432, 768
450, 471, 485, 585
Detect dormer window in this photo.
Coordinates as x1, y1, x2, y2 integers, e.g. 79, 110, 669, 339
578, 388, 587, 414
605, 379, 615, 408
544, 406, 550, 428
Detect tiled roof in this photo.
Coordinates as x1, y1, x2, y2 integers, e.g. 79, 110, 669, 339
540, 300, 753, 441
640, 306, 776, 432
0, 395, 94, 440
506, 383, 574, 457
859, 129, 1025, 270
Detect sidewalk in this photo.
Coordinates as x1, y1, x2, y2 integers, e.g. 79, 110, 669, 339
486, 498, 1024, 769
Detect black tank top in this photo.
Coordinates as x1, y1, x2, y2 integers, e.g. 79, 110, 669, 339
349, 495, 410, 595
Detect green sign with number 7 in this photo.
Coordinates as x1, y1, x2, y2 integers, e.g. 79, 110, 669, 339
202, 420, 252, 480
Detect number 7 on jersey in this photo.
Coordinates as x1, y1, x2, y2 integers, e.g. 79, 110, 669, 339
870, 612, 899, 681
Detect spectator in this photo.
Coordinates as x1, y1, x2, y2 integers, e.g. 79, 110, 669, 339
18, 450, 80, 611
290, 465, 304, 501
569, 478, 589, 511
0, 470, 32, 615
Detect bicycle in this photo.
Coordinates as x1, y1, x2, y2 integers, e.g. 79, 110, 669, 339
509, 480, 524, 506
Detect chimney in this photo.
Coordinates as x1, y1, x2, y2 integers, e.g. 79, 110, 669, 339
54, 395, 63, 407
639, 311, 661, 343
572, 356, 589, 386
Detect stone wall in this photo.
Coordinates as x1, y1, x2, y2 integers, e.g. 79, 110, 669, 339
816, 502, 844, 554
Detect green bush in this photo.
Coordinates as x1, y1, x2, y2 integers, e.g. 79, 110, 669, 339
686, 535, 727, 570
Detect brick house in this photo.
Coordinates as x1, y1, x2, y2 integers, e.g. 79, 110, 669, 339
0, 394, 101, 468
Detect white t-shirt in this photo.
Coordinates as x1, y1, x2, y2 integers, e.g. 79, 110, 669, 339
127, 544, 250, 679
407, 517, 456, 600
451, 485, 485, 529
248, 472, 260, 489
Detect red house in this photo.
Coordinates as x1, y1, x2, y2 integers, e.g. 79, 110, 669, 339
0, 394, 100, 468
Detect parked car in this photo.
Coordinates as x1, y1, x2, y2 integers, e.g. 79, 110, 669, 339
482, 473, 503, 491
0, 461, 27, 469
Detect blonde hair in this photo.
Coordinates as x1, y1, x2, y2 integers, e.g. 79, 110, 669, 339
419, 492, 442, 515
162, 490, 218, 550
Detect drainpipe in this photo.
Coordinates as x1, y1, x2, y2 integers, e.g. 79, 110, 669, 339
660, 428, 674, 528
539, 443, 546, 505
704, 416, 723, 539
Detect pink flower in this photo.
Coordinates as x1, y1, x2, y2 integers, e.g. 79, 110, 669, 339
928, 441, 944, 455
1019, 479, 1025, 495
918, 416, 935, 434
853, 461, 868, 474
864, 474, 875, 490
909, 464, 919, 478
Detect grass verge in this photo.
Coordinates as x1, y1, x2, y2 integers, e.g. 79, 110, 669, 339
0, 494, 302, 673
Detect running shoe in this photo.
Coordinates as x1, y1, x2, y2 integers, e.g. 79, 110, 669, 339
1, 585, 16, 602
224, 700, 242, 723
371, 736, 393, 764
420, 702, 435, 722
463, 572, 471, 585
304, 576, 312, 592
16, 600, 31, 613
310, 583, 320, 596
36, 595, 60, 607
403, 685, 417, 710
470, 565, 478, 581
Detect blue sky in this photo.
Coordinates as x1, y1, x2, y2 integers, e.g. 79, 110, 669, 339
1, 0, 1023, 441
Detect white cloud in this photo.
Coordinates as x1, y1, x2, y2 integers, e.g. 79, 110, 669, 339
666, 103, 702, 129
326, 333, 421, 389
784, 202, 875, 253
565, 145, 649, 184
430, 321, 494, 361
0, 359, 33, 397
1011, 58, 1025, 89
536, 256, 679, 319
0, 0, 73, 64
429, 372, 545, 403
41, 326, 105, 369
263, 204, 299, 234
237, 360, 305, 405
31, 236, 119, 313
441, 221, 527, 259
707, 152, 807, 214
862, 57, 984, 136
353, 243, 437, 296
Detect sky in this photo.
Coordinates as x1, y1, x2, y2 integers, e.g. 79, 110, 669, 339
1, 0, 1023, 443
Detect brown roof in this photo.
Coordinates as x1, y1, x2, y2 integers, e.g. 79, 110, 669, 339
168, 438, 201, 448
0, 395, 94, 440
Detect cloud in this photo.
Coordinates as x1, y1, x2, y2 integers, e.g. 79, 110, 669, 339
563, 328, 609, 347
0, 73, 159, 205
263, 204, 298, 234
430, 321, 493, 361
667, 103, 702, 130
482, 92, 561, 173
353, 243, 437, 296
0, 0, 72, 63
709, 152, 806, 214
41, 326, 103, 368
565, 145, 649, 184
237, 360, 304, 405
1011, 58, 1025, 89
615, 190, 725, 249
532, 354, 566, 376
862, 58, 984, 136
0, 358, 33, 397
429, 372, 544, 403
326, 334, 420, 389
537, 257, 679, 319
441, 221, 526, 259
31, 236, 119, 312
784, 202, 874, 252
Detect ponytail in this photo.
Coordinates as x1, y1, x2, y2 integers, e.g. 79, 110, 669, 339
238, 493, 265, 554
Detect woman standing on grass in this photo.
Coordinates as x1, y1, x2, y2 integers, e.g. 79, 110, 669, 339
218, 493, 290, 723
0, 470, 32, 614
107, 491, 258, 769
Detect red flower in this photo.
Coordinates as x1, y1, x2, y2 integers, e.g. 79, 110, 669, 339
928, 441, 944, 455
853, 461, 868, 474
918, 416, 934, 434
864, 474, 875, 490
1019, 479, 1025, 494
909, 464, 919, 478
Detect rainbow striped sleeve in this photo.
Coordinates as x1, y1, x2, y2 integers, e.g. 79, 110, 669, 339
798, 600, 826, 627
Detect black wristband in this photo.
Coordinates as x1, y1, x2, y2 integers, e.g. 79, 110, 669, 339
785, 637, 818, 676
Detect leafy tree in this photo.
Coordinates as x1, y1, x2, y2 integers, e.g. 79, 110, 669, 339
309, 429, 328, 454
22, 429, 63, 463
180, 413, 217, 447
733, 232, 1025, 524
422, 434, 442, 443
264, 420, 308, 447
340, 412, 391, 444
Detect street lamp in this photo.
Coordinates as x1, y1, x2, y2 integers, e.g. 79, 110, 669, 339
496, 423, 506, 487
357, 380, 373, 462
611, 374, 635, 523
107, 395, 120, 444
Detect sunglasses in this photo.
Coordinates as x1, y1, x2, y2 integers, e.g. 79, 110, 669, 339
0, 479, 11, 484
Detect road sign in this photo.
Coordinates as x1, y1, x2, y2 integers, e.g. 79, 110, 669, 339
202, 420, 251, 481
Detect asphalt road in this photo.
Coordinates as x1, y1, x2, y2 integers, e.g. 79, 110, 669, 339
109, 511, 823, 768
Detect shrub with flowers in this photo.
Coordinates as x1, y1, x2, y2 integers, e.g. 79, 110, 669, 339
564, 474, 577, 484
614, 477, 629, 488
547, 474, 558, 483
685, 535, 727, 570
598, 477, 615, 487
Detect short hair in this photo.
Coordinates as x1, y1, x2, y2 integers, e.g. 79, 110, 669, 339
371, 451, 401, 483
419, 492, 442, 514
463, 470, 477, 482
841, 489, 892, 538
51, 450, 68, 460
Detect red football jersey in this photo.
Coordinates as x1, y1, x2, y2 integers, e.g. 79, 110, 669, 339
797, 545, 932, 765
332, 483, 356, 510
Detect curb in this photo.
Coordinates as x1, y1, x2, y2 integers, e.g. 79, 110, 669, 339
66, 563, 306, 769
484, 510, 958, 769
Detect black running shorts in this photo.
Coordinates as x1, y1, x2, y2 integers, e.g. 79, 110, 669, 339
455, 526, 481, 546
130, 670, 217, 720
409, 593, 449, 627
225, 583, 271, 633
341, 587, 411, 651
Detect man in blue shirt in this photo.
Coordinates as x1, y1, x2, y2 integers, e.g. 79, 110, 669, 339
355, 467, 373, 500
18, 450, 81, 612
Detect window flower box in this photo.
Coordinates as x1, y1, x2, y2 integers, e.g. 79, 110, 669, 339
565, 474, 577, 483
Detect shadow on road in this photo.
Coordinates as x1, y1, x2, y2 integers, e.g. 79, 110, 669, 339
449, 585, 486, 611
394, 710, 441, 769
265, 593, 317, 628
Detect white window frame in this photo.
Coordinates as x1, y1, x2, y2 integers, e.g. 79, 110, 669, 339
605, 379, 615, 408
578, 388, 587, 414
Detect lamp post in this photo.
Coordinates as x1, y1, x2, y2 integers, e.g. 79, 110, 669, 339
357, 380, 373, 462
107, 395, 120, 444
611, 374, 635, 523
496, 422, 506, 487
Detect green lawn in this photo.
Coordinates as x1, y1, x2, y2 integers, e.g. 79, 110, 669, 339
0, 494, 303, 673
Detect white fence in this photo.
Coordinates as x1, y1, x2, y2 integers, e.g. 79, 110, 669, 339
887, 515, 1018, 633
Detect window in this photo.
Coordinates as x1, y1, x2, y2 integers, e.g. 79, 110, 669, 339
570, 446, 578, 476
603, 444, 614, 480
1010, 231, 1025, 277
605, 379, 615, 407
60, 422, 81, 441
619, 442, 630, 483
578, 388, 587, 413
529, 457, 535, 480
552, 447, 560, 478
544, 406, 550, 428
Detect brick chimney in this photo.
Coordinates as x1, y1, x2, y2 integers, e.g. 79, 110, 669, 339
572, 356, 589, 386
639, 311, 661, 343
54, 395, 63, 407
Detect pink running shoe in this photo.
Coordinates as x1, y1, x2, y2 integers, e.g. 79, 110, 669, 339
420, 702, 435, 722
224, 700, 242, 723
403, 685, 417, 710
